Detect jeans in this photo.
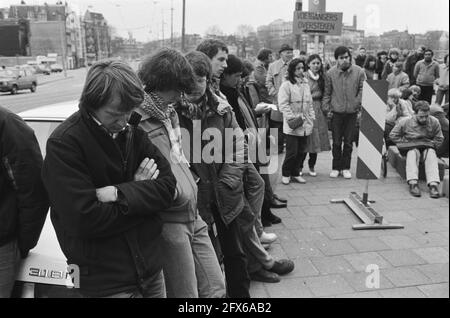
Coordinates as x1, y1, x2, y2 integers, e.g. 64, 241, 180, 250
259, 172, 274, 235
419, 85, 434, 104
0, 240, 20, 298
436, 89, 449, 106
212, 206, 250, 298
406, 148, 440, 186
243, 164, 265, 238
299, 153, 318, 170
241, 222, 275, 274
331, 113, 358, 171
161, 216, 226, 298
282, 134, 308, 177
269, 119, 285, 153
102, 271, 166, 298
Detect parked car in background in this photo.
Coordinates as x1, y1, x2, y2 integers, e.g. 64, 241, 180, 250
16, 101, 82, 298
31, 64, 51, 75
0, 68, 38, 95
50, 64, 63, 73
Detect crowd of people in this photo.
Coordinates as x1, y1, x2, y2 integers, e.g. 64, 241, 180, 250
0, 38, 448, 298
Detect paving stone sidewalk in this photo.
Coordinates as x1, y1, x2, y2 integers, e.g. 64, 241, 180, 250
249, 150, 449, 298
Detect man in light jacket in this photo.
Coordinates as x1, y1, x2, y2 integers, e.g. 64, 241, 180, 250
323, 46, 367, 180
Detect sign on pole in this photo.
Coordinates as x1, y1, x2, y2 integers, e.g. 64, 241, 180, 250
356, 80, 388, 180
293, 11, 343, 35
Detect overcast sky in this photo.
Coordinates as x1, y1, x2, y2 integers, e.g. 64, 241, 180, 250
1, 0, 448, 42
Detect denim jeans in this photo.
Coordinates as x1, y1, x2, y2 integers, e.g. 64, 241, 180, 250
161, 216, 226, 298
331, 113, 358, 171
102, 271, 166, 298
243, 164, 265, 238
0, 240, 20, 298
436, 89, 449, 106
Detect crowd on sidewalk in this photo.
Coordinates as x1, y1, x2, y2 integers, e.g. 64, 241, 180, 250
0, 39, 448, 298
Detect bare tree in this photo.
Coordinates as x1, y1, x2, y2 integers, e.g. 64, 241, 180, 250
204, 25, 224, 37
235, 24, 254, 39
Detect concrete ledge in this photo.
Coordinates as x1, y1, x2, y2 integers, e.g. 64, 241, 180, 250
441, 175, 449, 198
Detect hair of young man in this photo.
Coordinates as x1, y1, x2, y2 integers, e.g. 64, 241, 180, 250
401, 88, 413, 100
377, 51, 388, 58
257, 48, 272, 62
334, 46, 352, 60
138, 47, 195, 94
223, 54, 243, 75
415, 101, 431, 114
394, 61, 404, 70
287, 58, 306, 85
79, 59, 144, 112
424, 49, 434, 56
363, 55, 377, 70
241, 60, 255, 78
185, 51, 212, 80
196, 39, 229, 60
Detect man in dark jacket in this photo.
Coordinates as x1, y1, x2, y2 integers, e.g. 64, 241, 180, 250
0, 106, 48, 298
405, 46, 426, 85
354, 47, 367, 68
42, 60, 177, 298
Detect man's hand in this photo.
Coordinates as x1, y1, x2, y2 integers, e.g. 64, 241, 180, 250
134, 158, 159, 181
96, 186, 118, 203
254, 103, 272, 115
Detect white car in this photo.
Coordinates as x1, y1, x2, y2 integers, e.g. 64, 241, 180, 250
17, 101, 80, 298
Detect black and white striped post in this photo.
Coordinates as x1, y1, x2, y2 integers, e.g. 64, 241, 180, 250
331, 80, 404, 230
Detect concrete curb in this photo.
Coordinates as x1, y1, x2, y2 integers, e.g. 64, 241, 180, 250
38, 75, 74, 86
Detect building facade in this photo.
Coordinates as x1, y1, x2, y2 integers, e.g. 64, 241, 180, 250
83, 10, 111, 65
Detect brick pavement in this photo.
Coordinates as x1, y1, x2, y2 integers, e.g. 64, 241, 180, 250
249, 149, 449, 298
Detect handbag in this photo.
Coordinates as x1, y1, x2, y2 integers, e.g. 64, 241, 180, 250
286, 82, 306, 130
287, 116, 304, 130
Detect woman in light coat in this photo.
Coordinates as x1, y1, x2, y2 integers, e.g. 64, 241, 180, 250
278, 58, 315, 185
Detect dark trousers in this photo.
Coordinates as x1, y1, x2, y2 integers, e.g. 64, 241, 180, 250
436, 89, 449, 106
419, 85, 434, 104
269, 119, 285, 153
260, 172, 274, 223
282, 134, 308, 177
212, 206, 250, 298
300, 153, 318, 170
331, 112, 358, 171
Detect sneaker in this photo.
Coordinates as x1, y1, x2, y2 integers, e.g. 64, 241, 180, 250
429, 185, 440, 199
342, 170, 352, 179
309, 169, 317, 177
250, 269, 280, 283
409, 183, 421, 197
330, 170, 340, 178
267, 259, 295, 276
260, 232, 278, 244
282, 177, 290, 185
292, 176, 307, 184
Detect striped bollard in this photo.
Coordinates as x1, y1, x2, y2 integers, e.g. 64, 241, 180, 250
331, 80, 404, 230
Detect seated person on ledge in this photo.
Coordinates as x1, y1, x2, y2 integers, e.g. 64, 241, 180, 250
390, 101, 444, 199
